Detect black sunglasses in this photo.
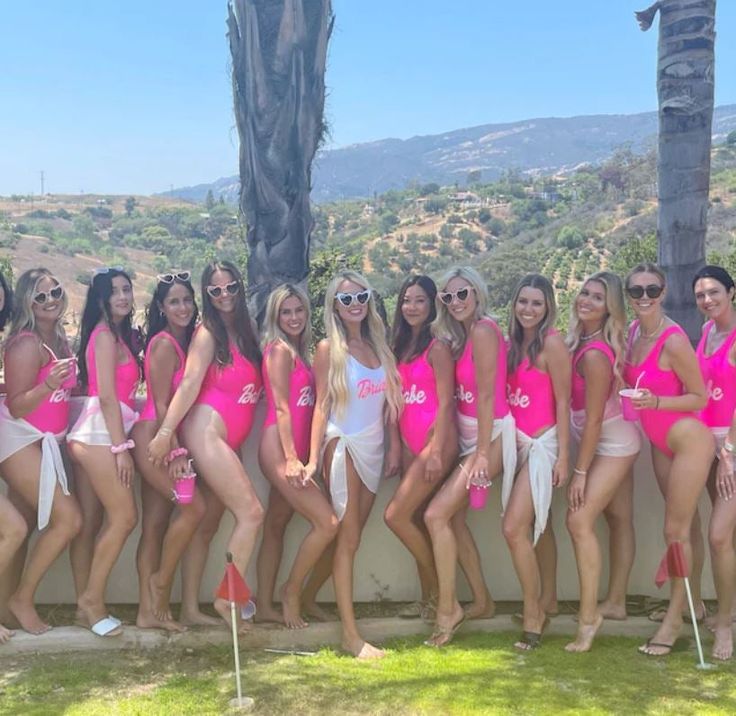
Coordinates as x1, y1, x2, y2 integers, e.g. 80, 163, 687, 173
33, 284, 64, 304
626, 284, 664, 300
157, 271, 191, 284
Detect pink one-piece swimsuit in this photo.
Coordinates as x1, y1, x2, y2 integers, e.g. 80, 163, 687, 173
624, 320, 693, 457
262, 341, 315, 463
507, 355, 557, 436
571, 340, 617, 414
398, 340, 441, 456
455, 318, 510, 420
195, 341, 262, 450
7, 332, 77, 435
696, 321, 736, 430
86, 324, 139, 409
138, 331, 186, 422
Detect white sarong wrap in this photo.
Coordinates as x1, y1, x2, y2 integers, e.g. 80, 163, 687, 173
502, 426, 558, 546
457, 412, 517, 487
323, 416, 384, 521
0, 401, 69, 530
570, 409, 641, 458
66, 397, 138, 446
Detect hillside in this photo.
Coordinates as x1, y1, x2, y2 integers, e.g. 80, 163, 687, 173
163, 105, 736, 204
2, 144, 735, 332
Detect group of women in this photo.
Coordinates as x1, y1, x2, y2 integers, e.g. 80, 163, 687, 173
0, 258, 735, 662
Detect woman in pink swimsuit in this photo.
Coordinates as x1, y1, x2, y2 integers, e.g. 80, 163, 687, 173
693, 264, 736, 660
254, 284, 337, 629
0, 269, 81, 640
148, 261, 263, 632
132, 271, 205, 632
503, 274, 571, 651
424, 267, 516, 647
564, 272, 641, 652
384, 275, 458, 621
303, 270, 403, 659
67, 267, 140, 637
623, 262, 712, 656
0, 269, 26, 645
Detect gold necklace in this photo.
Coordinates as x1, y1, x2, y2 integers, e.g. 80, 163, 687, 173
640, 316, 665, 339
580, 328, 602, 341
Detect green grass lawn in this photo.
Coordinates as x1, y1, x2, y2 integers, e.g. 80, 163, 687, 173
1, 631, 735, 715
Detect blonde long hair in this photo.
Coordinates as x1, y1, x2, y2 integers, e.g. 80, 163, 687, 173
431, 266, 490, 358
262, 283, 312, 362
9, 268, 69, 348
323, 271, 403, 421
567, 271, 627, 388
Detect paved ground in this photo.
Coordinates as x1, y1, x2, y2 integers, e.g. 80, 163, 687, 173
0, 615, 704, 656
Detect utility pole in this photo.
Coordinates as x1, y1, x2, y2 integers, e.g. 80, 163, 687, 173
39, 170, 45, 196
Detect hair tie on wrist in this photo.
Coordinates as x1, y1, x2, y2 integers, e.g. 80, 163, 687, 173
111, 439, 135, 454
167, 447, 189, 463
573, 468, 587, 476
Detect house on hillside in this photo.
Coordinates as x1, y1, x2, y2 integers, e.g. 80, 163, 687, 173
449, 191, 482, 208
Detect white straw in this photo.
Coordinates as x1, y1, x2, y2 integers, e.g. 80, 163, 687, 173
634, 371, 645, 391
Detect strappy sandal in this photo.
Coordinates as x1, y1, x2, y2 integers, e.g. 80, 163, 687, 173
424, 614, 466, 647
514, 630, 542, 651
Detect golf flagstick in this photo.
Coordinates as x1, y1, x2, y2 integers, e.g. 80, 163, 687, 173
216, 552, 254, 708
655, 541, 711, 669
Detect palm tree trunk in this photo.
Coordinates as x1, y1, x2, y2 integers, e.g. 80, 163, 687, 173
636, 0, 716, 340
227, 0, 334, 318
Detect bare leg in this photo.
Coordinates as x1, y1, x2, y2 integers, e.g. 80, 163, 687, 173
300, 542, 336, 621
502, 463, 547, 648
3, 444, 82, 634
640, 426, 712, 655
68, 459, 103, 604
565, 454, 637, 652
599, 469, 635, 619
179, 482, 225, 627
0, 494, 29, 643
255, 487, 294, 624
708, 475, 736, 661
67, 443, 138, 629
0, 489, 33, 626
535, 520, 558, 616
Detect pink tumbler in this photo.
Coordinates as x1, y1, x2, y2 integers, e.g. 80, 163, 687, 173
468, 483, 490, 510
619, 389, 642, 422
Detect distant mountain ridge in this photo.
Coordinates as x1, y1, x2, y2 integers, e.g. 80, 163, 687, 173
162, 105, 736, 204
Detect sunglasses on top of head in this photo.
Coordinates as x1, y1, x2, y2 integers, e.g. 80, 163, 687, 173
335, 290, 371, 307
206, 281, 240, 298
33, 284, 65, 304
157, 271, 191, 284
93, 265, 124, 277
438, 286, 474, 305
626, 284, 664, 300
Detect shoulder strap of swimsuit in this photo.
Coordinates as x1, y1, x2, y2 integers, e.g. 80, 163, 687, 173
149, 330, 185, 363
574, 340, 614, 371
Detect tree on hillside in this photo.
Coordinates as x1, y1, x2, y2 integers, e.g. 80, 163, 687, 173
124, 197, 137, 218
227, 0, 334, 320
727, 130, 736, 146
636, 0, 716, 339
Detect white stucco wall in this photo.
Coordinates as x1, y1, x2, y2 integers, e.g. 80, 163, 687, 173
4, 400, 716, 605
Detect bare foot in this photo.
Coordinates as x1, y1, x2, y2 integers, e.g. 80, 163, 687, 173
7, 595, 52, 635
712, 623, 733, 661
213, 597, 251, 635
136, 608, 187, 633
0, 623, 15, 644
253, 604, 285, 625
280, 584, 308, 629
303, 601, 337, 622
342, 635, 385, 659
464, 592, 496, 620
638, 621, 681, 656
706, 611, 736, 633
75, 598, 122, 636
598, 600, 627, 621
179, 608, 221, 627
148, 573, 175, 623
541, 600, 559, 617
565, 613, 604, 653
426, 602, 466, 647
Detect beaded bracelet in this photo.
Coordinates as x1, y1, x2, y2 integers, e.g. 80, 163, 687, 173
111, 439, 135, 454
167, 447, 189, 462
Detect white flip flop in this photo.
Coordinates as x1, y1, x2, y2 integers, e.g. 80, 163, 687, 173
89, 617, 123, 637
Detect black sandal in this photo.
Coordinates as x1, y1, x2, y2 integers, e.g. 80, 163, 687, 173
514, 630, 542, 651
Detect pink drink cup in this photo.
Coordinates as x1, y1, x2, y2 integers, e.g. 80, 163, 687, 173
468, 483, 490, 510
174, 473, 196, 504
619, 389, 642, 422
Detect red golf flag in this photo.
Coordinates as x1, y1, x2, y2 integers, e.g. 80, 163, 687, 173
655, 541, 689, 588
216, 553, 251, 605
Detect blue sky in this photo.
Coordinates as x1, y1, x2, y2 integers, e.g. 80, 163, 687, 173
0, 1, 733, 196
